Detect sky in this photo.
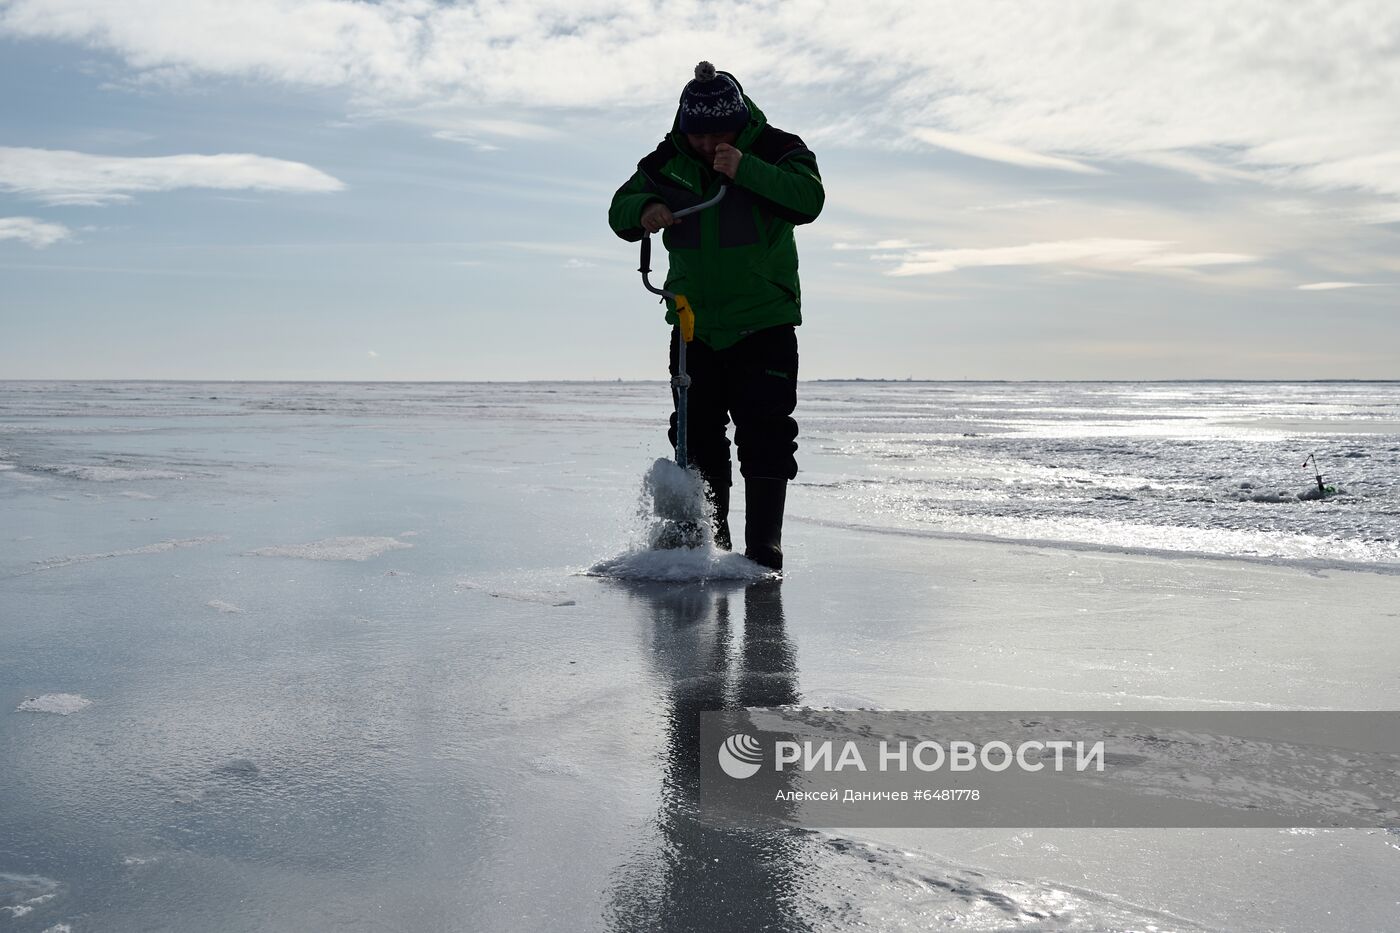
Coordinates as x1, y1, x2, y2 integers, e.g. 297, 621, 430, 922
1, 0, 1398, 381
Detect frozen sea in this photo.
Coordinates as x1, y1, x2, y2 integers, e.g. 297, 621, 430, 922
3, 380, 1399, 931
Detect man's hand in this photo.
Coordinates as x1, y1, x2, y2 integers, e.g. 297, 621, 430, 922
713, 143, 742, 180
640, 201, 678, 233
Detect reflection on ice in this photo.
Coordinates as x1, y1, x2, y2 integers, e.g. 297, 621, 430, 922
606, 580, 805, 931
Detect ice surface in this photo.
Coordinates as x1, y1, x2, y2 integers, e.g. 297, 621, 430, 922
457, 580, 577, 606
0, 873, 60, 922
245, 536, 413, 561
2, 380, 1399, 932
16, 535, 226, 575
795, 381, 1400, 567
16, 694, 92, 715
35, 464, 193, 482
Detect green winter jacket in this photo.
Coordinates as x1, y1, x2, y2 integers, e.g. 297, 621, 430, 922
608, 95, 824, 350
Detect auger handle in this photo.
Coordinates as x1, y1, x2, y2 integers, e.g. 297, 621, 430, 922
638, 185, 728, 299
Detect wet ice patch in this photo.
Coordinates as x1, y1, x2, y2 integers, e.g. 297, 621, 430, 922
798, 690, 891, 710
0, 873, 60, 921
16, 693, 92, 715
458, 580, 576, 606
0, 452, 24, 479
530, 755, 584, 777
796, 832, 1215, 931
36, 464, 193, 481
247, 536, 413, 561
21, 535, 225, 574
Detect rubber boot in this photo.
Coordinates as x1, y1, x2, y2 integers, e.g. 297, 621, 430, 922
743, 477, 787, 571
708, 482, 732, 551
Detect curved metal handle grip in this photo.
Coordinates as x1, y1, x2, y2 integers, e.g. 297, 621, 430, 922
672, 183, 728, 219
637, 184, 729, 298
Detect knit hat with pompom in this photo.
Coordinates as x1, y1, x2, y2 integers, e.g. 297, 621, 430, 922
677, 61, 750, 134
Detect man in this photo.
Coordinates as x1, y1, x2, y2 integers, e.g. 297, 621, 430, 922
608, 62, 824, 572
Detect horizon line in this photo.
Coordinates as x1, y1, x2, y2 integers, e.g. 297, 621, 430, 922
2, 378, 1398, 385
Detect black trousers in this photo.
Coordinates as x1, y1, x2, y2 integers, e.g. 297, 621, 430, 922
668, 324, 799, 489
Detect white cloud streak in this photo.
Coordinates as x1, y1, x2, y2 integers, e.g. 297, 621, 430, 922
0, 147, 345, 205
832, 239, 926, 251
911, 128, 1103, 174
1295, 281, 1378, 290
424, 115, 560, 150
883, 238, 1259, 277
0, 215, 73, 247
1132, 252, 1258, 267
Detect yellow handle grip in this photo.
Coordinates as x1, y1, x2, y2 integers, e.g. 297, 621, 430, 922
674, 293, 695, 343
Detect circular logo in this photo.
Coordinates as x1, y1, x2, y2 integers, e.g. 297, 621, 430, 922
718, 733, 763, 779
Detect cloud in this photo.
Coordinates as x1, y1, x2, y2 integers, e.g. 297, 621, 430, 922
911, 128, 1103, 174
429, 119, 560, 141
1132, 252, 1258, 267
425, 116, 560, 151
885, 238, 1165, 276
1295, 281, 1378, 290
0, 215, 73, 247
431, 133, 502, 152
833, 239, 926, 251
964, 198, 1061, 213
3, 1, 1397, 200
882, 238, 1260, 277
1126, 151, 1258, 185
0, 147, 345, 205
